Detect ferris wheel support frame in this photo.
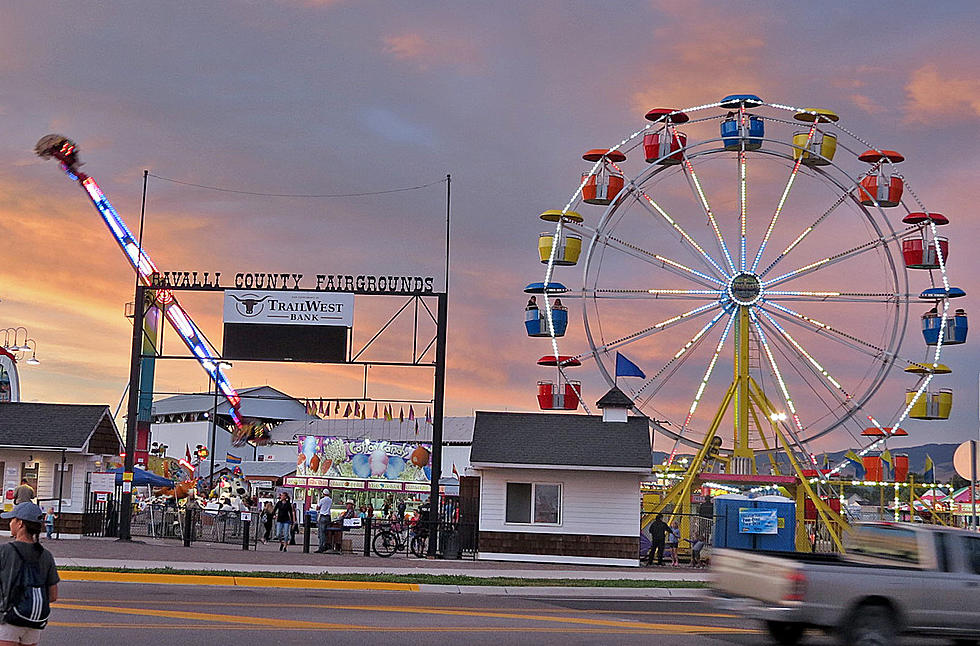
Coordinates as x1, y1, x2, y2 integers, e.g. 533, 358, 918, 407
651, 303, 849, 552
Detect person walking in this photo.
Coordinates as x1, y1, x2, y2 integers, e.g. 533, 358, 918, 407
260, 501, 274, 543
12, 480, 33, 506
0, 502, 60, 643
272, 492, 295, 552
645, 513, 670, 566
314, 491, 333, 553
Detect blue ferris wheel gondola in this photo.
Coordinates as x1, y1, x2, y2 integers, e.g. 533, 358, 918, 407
919, 287, 966, 300
922, 308, 968, 346
719, 94, 765, 109
524, 282, 568, 294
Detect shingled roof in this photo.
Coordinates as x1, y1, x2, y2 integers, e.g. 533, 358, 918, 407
470, 411, 651, 471
0, 403, 121, 453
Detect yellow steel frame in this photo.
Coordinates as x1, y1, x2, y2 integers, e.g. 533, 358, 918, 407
648, 305, 849, 552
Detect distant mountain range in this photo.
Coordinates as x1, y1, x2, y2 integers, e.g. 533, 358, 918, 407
654, 442, 964, 482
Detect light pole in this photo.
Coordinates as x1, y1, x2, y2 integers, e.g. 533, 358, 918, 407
208, 361, 232, 493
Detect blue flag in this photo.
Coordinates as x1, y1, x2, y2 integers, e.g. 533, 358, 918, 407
615, 352, 645, 379
845, 450, 865, 479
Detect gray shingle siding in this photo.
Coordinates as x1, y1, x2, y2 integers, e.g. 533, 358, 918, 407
0, 403, 116, 450
470, 411, 651, 469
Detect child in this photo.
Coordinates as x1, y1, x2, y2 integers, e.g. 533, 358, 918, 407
45, 507, 57, 539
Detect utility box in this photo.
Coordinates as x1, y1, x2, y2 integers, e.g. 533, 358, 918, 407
713, 494, 796, 552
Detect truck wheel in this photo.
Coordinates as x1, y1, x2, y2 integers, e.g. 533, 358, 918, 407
765, 620, 806, 645
840, 603, 896, 646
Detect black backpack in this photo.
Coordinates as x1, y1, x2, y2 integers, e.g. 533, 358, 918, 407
4, 544, 50, 629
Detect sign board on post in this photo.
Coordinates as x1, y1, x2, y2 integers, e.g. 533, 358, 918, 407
122, 481, 132, 494
222, 290, 353, 363
90, 472, 116, 495
240, 511, 252, 522
738, 508, 779, 535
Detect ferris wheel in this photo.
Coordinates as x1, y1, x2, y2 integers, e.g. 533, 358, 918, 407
527, 94, 967, 476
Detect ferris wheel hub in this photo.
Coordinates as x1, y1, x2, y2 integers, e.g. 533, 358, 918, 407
727, 272, 762, 306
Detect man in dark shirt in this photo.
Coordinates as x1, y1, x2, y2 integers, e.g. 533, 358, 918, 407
645, 513, 670, 566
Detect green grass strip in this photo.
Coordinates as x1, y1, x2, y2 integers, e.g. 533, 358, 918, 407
59, 566, 707, 588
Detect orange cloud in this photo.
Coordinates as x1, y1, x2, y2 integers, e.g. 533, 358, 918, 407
904, 64, 980, 123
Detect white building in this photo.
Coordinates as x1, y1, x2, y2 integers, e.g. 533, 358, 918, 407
150, 386, 315, 463
0, 403, 123, 537
470, 411, 651, 567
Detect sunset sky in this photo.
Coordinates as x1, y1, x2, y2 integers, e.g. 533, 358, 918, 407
2, 1, 979, 456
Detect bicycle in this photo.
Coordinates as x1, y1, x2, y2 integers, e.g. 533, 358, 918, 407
371, 522, 428, 558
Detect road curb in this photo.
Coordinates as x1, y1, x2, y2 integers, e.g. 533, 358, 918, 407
60, 570, 419, 591
417, 584, 709, 597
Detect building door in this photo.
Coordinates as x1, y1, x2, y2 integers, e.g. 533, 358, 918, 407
20, 462, 38, 494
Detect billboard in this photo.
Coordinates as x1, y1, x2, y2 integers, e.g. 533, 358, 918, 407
297, 436, 431, 483
222, 290, 353, 362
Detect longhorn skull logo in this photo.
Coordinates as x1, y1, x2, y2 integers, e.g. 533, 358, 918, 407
229, 294, 270, 316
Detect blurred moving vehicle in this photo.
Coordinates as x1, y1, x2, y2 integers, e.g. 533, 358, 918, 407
711, 522, 980, 645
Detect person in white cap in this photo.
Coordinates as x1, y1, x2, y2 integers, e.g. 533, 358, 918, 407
0, 502, 60, 643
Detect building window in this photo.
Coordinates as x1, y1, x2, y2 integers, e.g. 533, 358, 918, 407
505, 482, 561, 525
53, 463, 73, 502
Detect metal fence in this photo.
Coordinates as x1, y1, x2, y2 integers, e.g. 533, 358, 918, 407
642, 512, 716, 564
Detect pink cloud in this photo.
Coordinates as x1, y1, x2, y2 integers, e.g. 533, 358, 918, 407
381, 31, 484, 72
850, 93, 885, 115
904, 64, 980, 123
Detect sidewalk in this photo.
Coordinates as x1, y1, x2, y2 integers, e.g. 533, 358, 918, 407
46, 538, 711, 583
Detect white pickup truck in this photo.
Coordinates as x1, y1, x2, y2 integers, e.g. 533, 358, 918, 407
712, 522, 980, 645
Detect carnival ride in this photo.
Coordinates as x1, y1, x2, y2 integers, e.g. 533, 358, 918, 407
34, 136, 243, 429
528, 95, 965, 550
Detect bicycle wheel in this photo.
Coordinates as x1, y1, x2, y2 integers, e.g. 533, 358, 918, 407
372, 530, 398, 558
409, 534, 428, 558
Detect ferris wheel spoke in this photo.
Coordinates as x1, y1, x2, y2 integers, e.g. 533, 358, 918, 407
671, 125, 737, 275
614, 164, 730, 280
633, 305, 734, 400
665, 310, 737, 460
588, 288, 725, 301
567, 223, 725, 288
762, 225, 916, 289
763, 290, 907, 303
760, 300, 894, 363
750, 124, 817, 273
755, 309, 853, 402
758, 160, 886, 278
748, 313, 820, 467
588, 301, 724, 356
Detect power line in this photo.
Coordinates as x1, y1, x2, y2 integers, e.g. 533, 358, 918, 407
146, 173, 447, 198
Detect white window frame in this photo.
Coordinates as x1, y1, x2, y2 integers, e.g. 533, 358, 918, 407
504, 481, 562, 526
52, 462, 73, 506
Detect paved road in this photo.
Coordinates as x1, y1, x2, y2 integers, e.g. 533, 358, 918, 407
46, 580, 942, 645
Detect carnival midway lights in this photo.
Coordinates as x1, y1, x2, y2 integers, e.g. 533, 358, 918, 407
528, 95, 967, 551
34, 136, 243, 427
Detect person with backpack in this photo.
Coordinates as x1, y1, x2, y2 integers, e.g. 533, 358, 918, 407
0, 502, 59, 644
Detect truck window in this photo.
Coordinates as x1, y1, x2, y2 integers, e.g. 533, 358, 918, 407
962, 536, 980, 575
934, 531, 950, 572
845, 525, 920, 565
